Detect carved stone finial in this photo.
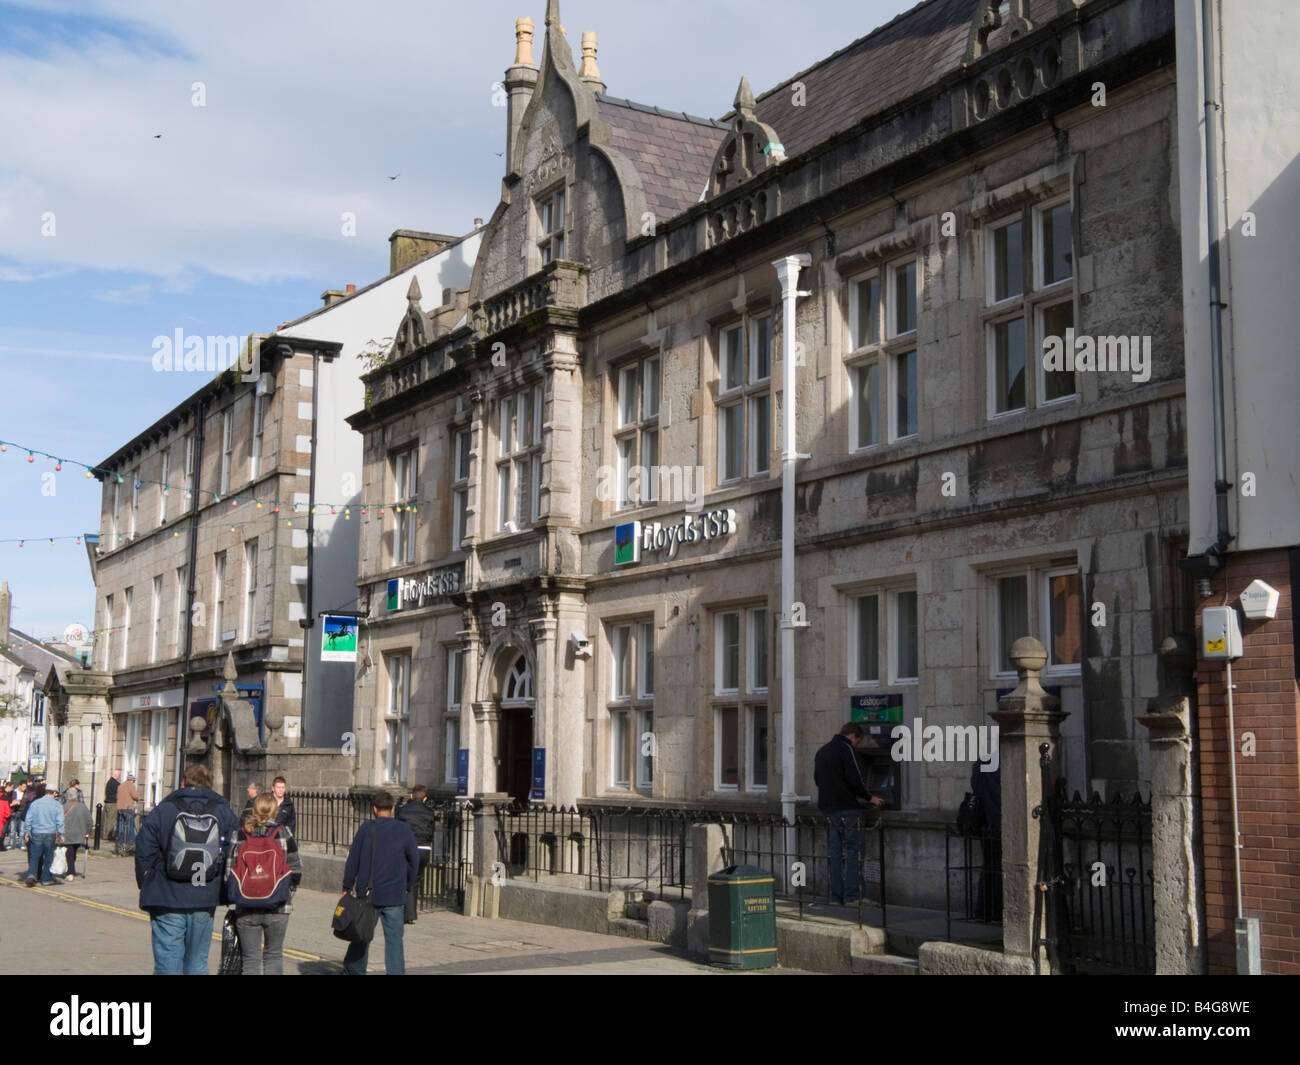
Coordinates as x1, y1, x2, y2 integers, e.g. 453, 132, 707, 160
514, 16, 535, 66
185, 714, 208, 755
545, 0, 560, 28
578, 31, 601, 81
222, 650, 238, 694
734, 75, 755, 119
1009, 636, 1048, 676
406, 276, 422, 304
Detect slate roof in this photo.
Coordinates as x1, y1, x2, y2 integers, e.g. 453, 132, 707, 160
596, 95, 729, 222
1, 628, 79, 675
749, 0, 1064, 157
596, 0, 1063, 220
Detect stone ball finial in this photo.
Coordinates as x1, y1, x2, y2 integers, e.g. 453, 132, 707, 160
1009, 636, 1048, 674
264, 703, 283, 734
514, 16, 535, 66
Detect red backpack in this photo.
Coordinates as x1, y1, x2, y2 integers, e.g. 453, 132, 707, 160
226, 826, 293, 909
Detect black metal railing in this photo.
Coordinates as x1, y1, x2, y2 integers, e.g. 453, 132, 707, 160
494, 803, 591, 882
945, 824, 1003, 940
492, 803, 887, 928
414, 800, 476, 912
291, 789, 381, 855
1036, 743, 1154, 974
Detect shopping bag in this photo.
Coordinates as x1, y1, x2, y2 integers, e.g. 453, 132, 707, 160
49, 846, 68, 878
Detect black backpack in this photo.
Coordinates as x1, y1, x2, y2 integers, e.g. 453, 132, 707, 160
164, 797, 225, 883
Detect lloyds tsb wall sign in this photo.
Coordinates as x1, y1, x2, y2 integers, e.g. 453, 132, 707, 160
614, 509, 738, 566
385, 564, 463, 611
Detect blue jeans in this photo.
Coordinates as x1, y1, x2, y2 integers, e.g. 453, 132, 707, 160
342, 905, 405, 974
25, 833, 57, 883
116, 811, 136, 850
151, 910, 215, 975
826, 811, 864, 903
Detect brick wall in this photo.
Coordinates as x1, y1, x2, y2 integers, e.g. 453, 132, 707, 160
1195, 547, 1300, 973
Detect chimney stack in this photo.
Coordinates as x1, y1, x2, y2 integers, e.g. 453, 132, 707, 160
578, 31, 605, 93
503, 16, 539, 175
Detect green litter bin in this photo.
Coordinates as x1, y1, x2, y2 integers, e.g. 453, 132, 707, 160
707, 864, 777, 969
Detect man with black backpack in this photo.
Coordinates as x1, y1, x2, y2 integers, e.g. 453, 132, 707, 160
135, 762, 239, 975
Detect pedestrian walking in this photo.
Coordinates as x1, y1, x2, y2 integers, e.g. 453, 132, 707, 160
6, 781, 27, 850
226, 793, 302, 975
395, 784, 436, 923
269, 776, 296, 832
135, 762, 239, 975
814, 722, 885, 905
0, 787, 11, 852
103, 770, 120, 843
115, 774, 139, 855
62, 790, 93, 880
239, 781, 261, 821
22, 785, 66, 886
340, 790, 419, 975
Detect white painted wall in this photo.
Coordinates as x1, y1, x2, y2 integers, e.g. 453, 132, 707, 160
278, 232, 481, 745
1177, 0, 1300, 555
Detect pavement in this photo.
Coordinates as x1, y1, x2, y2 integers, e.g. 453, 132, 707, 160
0, 845, 801, 975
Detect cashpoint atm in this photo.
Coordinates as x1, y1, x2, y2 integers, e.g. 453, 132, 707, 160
849, 694, 902, 810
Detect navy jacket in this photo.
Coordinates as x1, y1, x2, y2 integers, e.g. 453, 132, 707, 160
136, 787, 240, 913
814, 735, 873, 813
342, 817, 419, 908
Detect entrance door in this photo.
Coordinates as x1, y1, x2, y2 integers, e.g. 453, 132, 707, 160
497, 707, 533, 804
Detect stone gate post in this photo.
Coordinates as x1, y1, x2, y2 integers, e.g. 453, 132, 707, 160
1137, 634, 1207, 974
991, 637, 1068, 966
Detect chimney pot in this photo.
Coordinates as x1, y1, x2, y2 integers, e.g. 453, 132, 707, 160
514, 16, 535, 66
346, 283, 356, 293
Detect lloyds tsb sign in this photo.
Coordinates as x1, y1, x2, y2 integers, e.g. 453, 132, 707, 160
614, 509, 738, 566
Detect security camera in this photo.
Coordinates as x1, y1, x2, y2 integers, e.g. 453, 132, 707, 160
570, 631, 592, 658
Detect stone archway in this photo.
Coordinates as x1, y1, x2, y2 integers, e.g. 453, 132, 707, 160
492, 648, 534, 804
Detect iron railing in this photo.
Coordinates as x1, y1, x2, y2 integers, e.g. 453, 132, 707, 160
1035, 743, 1155, 975
413, 799, 476, 912
493, 803, 887, 927
291, 789, 381, 855
945, 824, 1003, 940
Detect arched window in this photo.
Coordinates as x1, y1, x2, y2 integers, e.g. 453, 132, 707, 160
503, 654, 532, 701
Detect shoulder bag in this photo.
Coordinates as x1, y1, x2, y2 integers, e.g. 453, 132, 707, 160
332, 822, 378, 944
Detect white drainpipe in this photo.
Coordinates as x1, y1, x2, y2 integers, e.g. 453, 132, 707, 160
772, 253, 812, 853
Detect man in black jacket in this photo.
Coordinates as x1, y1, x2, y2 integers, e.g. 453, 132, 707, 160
814, 723, 885, 905
341, 791, 419, 975
395, 785, 435, 924
270, 776, 296, 832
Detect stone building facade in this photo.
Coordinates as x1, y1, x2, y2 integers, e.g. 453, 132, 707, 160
91, 340, 330, 806
349, 0, 1191, 902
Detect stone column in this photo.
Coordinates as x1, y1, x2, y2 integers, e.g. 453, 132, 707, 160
1138, 634, 1207, 974
467, 793, 510, 917
686, 823, 729, 960
990, 637, 1068, 965
530, 612, 557, 802
472, 700, 500, 798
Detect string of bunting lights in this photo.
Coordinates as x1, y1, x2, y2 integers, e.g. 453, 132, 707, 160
0, 437, 416, 516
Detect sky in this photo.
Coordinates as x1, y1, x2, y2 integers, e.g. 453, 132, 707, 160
0, 0, 922, 640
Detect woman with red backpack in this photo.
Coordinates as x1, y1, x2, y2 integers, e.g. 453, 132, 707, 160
226, 793, 301, 974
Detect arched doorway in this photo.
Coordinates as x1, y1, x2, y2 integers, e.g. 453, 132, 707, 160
495, 651, 534, 805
